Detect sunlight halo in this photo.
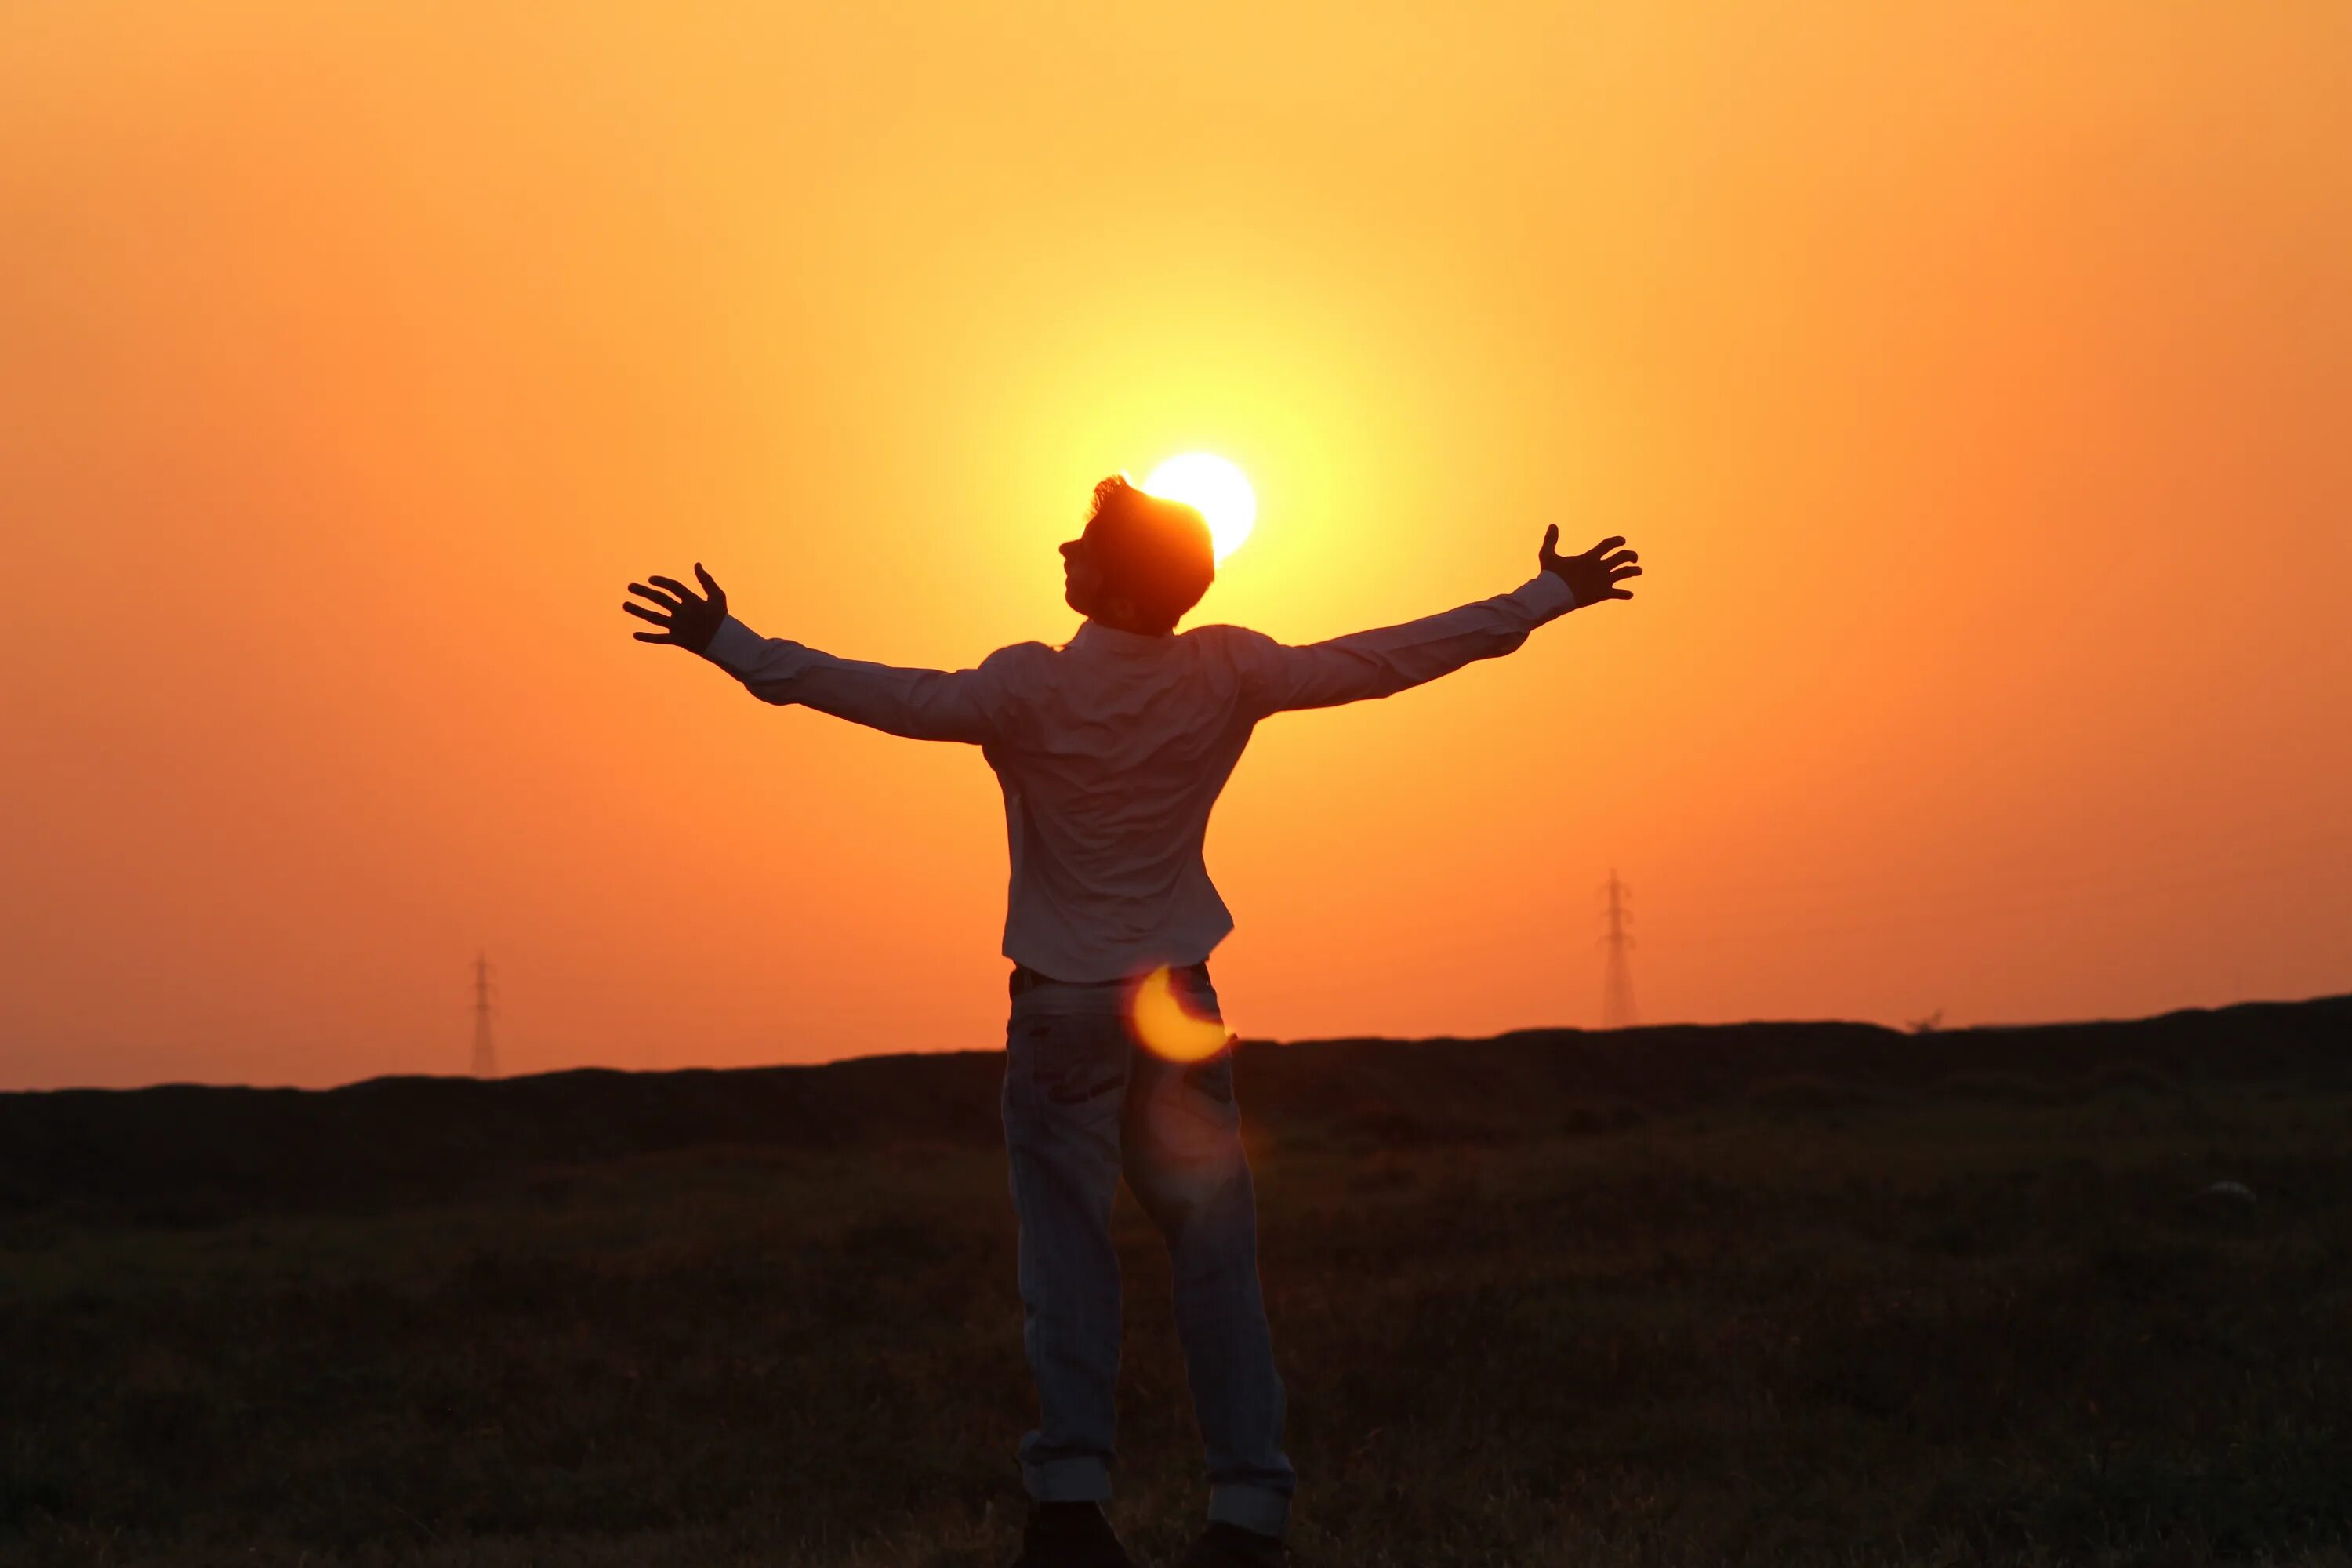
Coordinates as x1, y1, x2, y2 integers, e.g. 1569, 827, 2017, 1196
1142, 453, 1256, 563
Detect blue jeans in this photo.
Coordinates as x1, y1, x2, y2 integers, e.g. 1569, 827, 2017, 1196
1000, 965, 1295, 1537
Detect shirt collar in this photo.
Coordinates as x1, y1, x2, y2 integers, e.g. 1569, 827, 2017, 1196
1069, 619, 1175, 654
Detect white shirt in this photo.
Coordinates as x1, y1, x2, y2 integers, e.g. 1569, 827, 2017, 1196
704, 572, 1578, 982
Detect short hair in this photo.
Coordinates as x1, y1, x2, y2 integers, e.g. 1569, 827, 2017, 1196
1082, 476, 1215, 633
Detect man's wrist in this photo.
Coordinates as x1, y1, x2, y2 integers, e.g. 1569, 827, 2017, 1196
702, 615, 766, 674
1521, 569, 1578, 619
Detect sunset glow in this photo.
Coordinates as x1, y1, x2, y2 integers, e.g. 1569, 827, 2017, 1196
2, 3, 2347, 1091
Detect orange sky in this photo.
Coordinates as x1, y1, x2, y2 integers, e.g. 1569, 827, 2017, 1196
5, 2, 2348, 1091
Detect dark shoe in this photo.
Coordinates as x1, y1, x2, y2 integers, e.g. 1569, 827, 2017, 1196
1179, 1521, 1287, 1568
1011, 1501, 1135, 1568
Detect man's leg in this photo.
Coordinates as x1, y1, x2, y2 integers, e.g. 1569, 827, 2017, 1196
1004, 993, 1134, 1504
1120, 978, 1295, 1538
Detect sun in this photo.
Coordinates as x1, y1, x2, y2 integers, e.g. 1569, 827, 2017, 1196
1142, 453, 1256, 563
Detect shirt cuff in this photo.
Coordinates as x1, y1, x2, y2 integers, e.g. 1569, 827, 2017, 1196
703, 615, 769, 675
1508, 571, 1577, 621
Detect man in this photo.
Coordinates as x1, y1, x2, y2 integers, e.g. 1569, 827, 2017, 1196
622, 477, 1641, 1567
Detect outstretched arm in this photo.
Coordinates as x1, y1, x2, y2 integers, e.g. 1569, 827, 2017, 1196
622, 564, 1014, 744
1232, 527, 1641, 717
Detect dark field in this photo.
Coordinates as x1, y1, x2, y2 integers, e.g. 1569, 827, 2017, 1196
5, 996, 2350, 1566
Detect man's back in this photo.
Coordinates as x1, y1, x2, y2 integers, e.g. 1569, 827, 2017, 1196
980, 621, 1262, 984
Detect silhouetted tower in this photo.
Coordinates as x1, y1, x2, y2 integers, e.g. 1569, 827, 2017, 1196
1599, 870, 1638, 1029
471, 953, 498, 1079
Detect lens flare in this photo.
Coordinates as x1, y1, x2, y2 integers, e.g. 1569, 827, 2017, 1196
1142, 453, 1256, 563
1127, 965, 1232, 1063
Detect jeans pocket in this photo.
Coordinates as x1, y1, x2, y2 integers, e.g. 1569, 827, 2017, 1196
1163, 1048, 1240, 1145
1021, 1015, 1127, 1106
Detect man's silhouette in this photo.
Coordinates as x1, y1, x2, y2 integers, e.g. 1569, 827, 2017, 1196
623, 477, 1640, 1568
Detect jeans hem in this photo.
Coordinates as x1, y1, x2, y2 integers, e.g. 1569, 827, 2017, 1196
1208, 1483, 1290, 1538
1022, 1454, 1113, 1503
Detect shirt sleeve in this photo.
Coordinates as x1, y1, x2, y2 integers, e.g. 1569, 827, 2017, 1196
1225, 572, 1577, 718
702, 617, 1025, 745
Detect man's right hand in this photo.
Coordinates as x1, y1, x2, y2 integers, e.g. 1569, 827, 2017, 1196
622, 563, 728, 655
1539, 526, 1642, 608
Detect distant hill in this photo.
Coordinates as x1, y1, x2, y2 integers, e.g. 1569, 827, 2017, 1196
3, 993, 2345, 1222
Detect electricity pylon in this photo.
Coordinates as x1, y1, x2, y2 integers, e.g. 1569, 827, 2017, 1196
1599, 870, 1637, 1029
471, 953, 498, 1078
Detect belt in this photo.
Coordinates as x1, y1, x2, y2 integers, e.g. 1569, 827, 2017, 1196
1009, 959, 1210, 1000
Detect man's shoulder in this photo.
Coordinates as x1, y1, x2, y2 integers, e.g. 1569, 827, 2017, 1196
1181, 623, 1283, 678
981, 640, 1061, 670
1179, 622, 1275, 652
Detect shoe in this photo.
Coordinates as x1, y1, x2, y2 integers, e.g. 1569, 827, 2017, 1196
1011, 1501, 1135, 1568
1178, 1520, 1287, 1568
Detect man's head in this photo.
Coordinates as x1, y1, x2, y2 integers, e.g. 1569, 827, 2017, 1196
1060, 475, 1215, 635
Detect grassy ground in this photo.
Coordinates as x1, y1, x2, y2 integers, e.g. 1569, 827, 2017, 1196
4, 1011, 2350, 1566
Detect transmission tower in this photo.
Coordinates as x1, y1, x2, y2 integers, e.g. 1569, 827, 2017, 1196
1599, 869, 1638, 1029
471, 952, 498, 1078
